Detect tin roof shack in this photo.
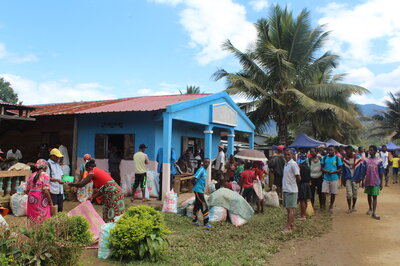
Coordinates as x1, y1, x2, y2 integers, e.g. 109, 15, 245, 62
0, 92, 255, 198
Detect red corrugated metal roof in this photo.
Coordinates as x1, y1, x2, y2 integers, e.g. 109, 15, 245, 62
31, 94, 209, 116
0, 101, 35, 109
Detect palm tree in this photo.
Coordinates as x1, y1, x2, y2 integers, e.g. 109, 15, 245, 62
371, 92, 400, 140
213, 5, 367, 144
179, 85, 202, 94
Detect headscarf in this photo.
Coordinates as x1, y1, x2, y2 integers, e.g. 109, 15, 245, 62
35, 159, 47, 170
83, 154, 92, 160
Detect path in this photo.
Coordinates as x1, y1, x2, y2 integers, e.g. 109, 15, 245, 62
270, 183, 400, 266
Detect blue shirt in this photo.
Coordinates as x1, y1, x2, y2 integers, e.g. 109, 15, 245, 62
321, 155, 343, 181
156, 148, 177, 175
193, 166, 207, 193
47, 159, 64, 194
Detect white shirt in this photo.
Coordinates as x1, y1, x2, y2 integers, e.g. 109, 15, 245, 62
215, 151, 226, 171
283, 159, 300, 193
47, 159, 64, 194
59, 145, 70, 166
6, 149, 22, 161
380, 151, 389, 168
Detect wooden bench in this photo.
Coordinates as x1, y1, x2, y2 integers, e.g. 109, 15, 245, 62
173, 174, 194, 194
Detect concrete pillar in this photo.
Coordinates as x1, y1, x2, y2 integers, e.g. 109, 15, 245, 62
249, 132, 254, 149
162, 113, 172, 199
204, 126, 213, 194
227, 128, 235, 157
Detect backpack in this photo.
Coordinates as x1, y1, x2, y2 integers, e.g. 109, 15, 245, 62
321, 155, 340, 170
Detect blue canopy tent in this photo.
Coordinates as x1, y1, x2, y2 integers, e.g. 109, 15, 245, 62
288, 133, 327, 148
326, 138, 346, 147
386, 142, 400, 151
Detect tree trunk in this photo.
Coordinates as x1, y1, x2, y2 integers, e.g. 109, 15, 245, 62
276, 112, 289, 145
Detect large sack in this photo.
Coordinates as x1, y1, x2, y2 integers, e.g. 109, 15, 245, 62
98, 222, 116, 259
10, 193, 28, 217
120, 174, 133, 196
162, 190, 178, 214
133, 186, 149, 199
253, 180, 264, 200
229, 212, 248, 227
264, 185, 279, 208
306, 200, 315, 216
68, 200, 105, 243
147, 171, 159, 198
0, 214, 8, 227
209, 206, 227, 222
8, 163, 30, 171
186, 204, 194, 218
231, 182, 241, 193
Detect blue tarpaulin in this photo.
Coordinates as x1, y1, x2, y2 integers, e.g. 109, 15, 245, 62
326, 139, 346, 147
386, 142, 400, 151
288, 133, 326, 149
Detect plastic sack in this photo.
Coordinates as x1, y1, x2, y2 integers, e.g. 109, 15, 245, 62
253, 180, 264, 200
17, 182, 26, 194
133, 186, 150, 199
147, 171, 159, 198
306, 200, 315, 216
264, 185, 279, 208
0, 215, 7, 227
8, 163, 30, 171
120, 174, 133, 196
98, 222, 116, 259
162, 190, 178, 214
231, 182, 241, 193
186, 204, 194, 218
209, 206, 227, 222
229, 212, 248, 227
10, 193, 28, 216
77, 181, 94, 203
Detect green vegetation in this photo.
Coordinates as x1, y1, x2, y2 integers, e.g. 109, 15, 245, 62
0, 78, 19, 104
180, 85, 203, 94
371, 92, 400, 141
214, 5, 367, 144
109, 206, 170, 261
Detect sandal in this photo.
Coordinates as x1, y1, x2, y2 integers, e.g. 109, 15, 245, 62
346, 209, 352, 214
297, 217, 306, 221
366, 210, 372, 215
281, 228, 292, 234
372, 214, 381, 220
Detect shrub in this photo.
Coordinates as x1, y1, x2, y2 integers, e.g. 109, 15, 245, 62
109, 205, 170, 261
0, 227, 21, 265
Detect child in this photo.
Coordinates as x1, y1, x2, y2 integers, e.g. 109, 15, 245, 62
390, 153, 399, 184
252, 161, 266, 213
362, 145, 384, 220
342, 146, 363, 214
297, 156, 311, 220
321, 146, 343, 213
192, 158, 212, 228
239, 162, 260, 212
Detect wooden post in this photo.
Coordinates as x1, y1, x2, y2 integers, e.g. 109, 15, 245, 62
71, 115, 78, 176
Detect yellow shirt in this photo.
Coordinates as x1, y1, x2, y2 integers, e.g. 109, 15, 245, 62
391, 157, 400, 168
133, 151, 148, 174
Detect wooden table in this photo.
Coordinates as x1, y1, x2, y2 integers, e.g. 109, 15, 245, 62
174, 174, 194, 194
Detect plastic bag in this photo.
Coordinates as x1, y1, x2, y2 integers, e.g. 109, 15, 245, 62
231, 182, 241, 193
0, 215, 7, 227
253, 180, 264, 200
264, 185, 279, 208
98, 222, 116, 259
209, 206, 227, 222
186, 204, 194, 218
17, 182, 26, 194
10, 193, 28, 216
120, 174, 133, 196
162, 190, 178, 214
147, 171, 159, 198
77, 181, 93, 203
306, 200, 315, 216
229, 212, 248, 227
133, 186, 150, 199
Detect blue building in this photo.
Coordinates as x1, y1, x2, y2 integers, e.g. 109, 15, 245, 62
17, 92, 255, 197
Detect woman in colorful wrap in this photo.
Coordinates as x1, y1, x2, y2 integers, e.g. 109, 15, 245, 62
25, 159, 53, 223
76, 153, 94, 202
69, 159, 125, 222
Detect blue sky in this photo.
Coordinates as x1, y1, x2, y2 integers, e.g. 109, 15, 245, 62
0, 0, 399, 105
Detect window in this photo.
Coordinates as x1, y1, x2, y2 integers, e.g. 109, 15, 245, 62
95, 134, 134, 160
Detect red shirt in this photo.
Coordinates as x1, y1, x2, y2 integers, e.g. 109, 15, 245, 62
239, 170, 255, 188
252, 168, 263, 180
89, 168, 112, 188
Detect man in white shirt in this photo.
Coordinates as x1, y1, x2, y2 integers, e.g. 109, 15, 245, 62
56, 142, 70, 175
379, 145, 390, 187
215, 145, 226, 172
282, 149, 300, 233
6, 146, 22, 162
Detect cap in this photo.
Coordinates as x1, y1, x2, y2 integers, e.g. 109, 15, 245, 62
218, 144, 224, 149
49, 148, 64, 158
277, 145, 285, 151
139, 144, 148, 149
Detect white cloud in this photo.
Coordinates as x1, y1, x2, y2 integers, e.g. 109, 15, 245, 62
0, 42, 39, 63
0, 43, 10, 59
0, 74, 115, 105
318, 0, 400, 64
249, 0, 269, 12
136, 88, 178, 96
347, 66, 400, 105
151, 0, 257, 65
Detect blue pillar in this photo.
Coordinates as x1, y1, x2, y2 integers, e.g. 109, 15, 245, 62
249, 132, 254, 149
162, 112, 172, 198
204, 125, 213, 159
227, 129, 235, 157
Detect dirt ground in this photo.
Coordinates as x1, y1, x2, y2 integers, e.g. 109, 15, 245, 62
270, 183, 400, 266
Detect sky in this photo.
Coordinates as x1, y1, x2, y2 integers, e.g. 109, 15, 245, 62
0, 0, 399, 105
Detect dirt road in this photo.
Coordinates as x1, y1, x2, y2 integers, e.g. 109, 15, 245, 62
270, 184, 400, 266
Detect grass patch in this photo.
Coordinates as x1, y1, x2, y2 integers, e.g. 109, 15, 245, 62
116, 207, 332, 265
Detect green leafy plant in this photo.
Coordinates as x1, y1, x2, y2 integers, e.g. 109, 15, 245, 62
0, 227, 21, 265
109, 205, 171, 261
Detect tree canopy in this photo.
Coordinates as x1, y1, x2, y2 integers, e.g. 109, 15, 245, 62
0, 78, 19, 104
371, 92, 400, 140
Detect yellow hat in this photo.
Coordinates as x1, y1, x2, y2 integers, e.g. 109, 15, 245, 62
50, 148, 63, 158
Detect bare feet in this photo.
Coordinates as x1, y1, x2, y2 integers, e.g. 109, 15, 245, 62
346, 209, 352, 214
142, 198, 150, 202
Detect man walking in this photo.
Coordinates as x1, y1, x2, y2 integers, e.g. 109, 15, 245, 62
47, 148, 65, 212
379, 145, 390, 187
192, 158, 212, 228
321, 145, 343, 213
282, 149, 300, 233
342, 146, 363, 214
132, 144, 150, 202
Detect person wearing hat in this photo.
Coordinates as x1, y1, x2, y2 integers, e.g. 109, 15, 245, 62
131, 144, 150, 202
47, 148, 65, 212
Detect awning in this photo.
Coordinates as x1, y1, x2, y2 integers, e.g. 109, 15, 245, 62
386, 142, 400, 151
326, 139, 346, 147
288, 133, 326, 149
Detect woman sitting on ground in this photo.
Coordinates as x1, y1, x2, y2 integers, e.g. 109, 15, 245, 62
25, 159, 54, 223
68, 159, 125, 222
